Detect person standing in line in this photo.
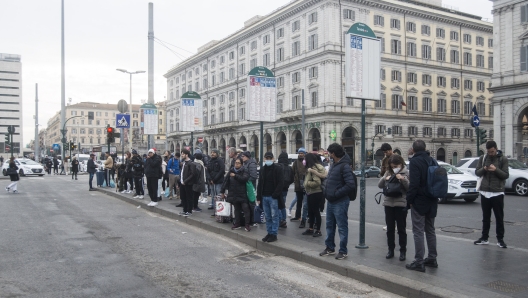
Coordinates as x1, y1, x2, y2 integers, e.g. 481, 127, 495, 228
474, 141, 509, 248
161, 150, 171, 192
71, 156, 79, 180
46, 157, 53, 175
302, 153, 327, 237
179, 149, 197, 216
291, 148, 307, 228
130, 149, 144, 199
221, 157, 251, 231
192, 152, 206, 212
206, 149, 225, 213
277, 152, 294, 228
87, 154, 97, 191
5, 157, 19, 193
156, 152, 167, 202
256, 152, 284, 243
319, 143, 355, 260
166, 152, 180, 200
123, 152, 134, 194
103, 152, 113, 187
144, 149, 162, 207
241, 151, 258, 226
378, 154, 409, 261
405, 140, 438, 272
53, 157, 59, 175
380, 143, 394, 177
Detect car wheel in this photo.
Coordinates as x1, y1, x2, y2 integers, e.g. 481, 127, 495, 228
464, 198, 477, 202
438, 197, 447, 204
2, 169, 6, 176
377, 173, 381, 178
19, 169, 25, 177
513, 179, 528, 196
365, 173, 369, 178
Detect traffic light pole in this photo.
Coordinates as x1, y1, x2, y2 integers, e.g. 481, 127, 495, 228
476, 127, 480, 157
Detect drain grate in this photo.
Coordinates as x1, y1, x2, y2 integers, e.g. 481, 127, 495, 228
440, 226, 475, 234
485, 280, 527, 294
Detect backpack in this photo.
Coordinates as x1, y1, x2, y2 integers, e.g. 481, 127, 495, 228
338, 163, 358, 201
193, 162, 206, 193
426, 157, 448, 199
282, 164, 294, 187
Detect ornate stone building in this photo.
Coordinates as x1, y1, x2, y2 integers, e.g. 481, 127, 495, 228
165, 0, 493, 166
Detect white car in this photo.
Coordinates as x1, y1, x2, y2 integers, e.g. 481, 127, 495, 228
2, 158, 45, 176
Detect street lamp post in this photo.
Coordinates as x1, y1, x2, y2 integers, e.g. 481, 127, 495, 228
116, 69, 145, 151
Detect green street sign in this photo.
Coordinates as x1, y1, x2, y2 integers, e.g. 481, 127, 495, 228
248, 66, 274, 77
347, 22, 377, 38
330, 130, 337, 141
181, 91, 202, 99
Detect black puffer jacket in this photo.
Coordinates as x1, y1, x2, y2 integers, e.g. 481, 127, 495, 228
324, 154, 355, 203
278, 152, 294, 191
144, 154, 162, 178
221, 166, 250, 203
130, 155, 144, 177
406, 150, 437, 217
207, 157, 225, 184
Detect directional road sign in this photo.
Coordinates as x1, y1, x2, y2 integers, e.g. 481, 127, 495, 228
473, 115, 480, 127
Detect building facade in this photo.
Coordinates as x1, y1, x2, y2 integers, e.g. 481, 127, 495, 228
490, 0, 528, 160
0, 53, 23, 159
164, 0, 493, 166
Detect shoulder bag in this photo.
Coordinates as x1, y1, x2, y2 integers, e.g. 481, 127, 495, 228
382, 175, 402, 197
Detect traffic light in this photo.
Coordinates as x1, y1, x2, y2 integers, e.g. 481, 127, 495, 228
107, 126, 115, 144
70, 142, 75, 150
4, 133, 10, 145
479, 129, 487, 146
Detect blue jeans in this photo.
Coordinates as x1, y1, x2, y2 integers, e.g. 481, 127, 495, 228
263, 196, 279, 235
210, 183, 222, 207
290, 193, 308, 220
89, 173, 94, 189
325, 199, 350, 254
279, 191, 288, 221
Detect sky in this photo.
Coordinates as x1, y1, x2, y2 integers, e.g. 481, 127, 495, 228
0, 0, 493, 146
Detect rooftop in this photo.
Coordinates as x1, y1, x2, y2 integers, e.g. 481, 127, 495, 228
0, 53, 21, 62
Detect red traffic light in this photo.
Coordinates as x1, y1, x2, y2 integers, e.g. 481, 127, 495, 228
107, 127, 114, 133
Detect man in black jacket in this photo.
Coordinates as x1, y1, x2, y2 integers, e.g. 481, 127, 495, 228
130, 149, 144, 199
257, 152, 283, 243
144, 149, 162, 207
87, 153, 98, 191
206, 149, 225, 211
180, 149, 197, 216
405, 140, 438, 272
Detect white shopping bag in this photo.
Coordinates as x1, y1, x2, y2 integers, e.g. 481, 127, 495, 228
215, 200, 231, 217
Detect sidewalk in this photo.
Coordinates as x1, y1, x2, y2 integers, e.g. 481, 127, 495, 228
95, 187, 526, 298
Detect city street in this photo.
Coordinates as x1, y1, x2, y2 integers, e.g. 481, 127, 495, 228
0, 174, 398, 298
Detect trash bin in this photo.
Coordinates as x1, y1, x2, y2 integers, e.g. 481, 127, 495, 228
96, 171, 105, 187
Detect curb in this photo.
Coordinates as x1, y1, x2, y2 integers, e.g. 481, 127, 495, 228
95, 188, 503, 298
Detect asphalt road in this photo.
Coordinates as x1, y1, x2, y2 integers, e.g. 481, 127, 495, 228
0, 175, 399, 298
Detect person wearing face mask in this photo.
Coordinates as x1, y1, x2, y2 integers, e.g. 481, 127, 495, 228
257, 152, 284, 243
378, 154, 409, 261
221, 157, 251, 231
291, 148, 308, 228
302, 153, 327, 237
380, 143, 394, 177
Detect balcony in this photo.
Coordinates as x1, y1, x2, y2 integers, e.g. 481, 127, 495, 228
203, 120, 240, 133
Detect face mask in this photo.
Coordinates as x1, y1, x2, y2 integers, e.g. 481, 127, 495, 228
264, 161, 273, 166
392, 168, 401, 174
302, 160, 306, 166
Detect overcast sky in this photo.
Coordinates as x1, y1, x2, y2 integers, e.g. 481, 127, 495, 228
1, 0, 493, 146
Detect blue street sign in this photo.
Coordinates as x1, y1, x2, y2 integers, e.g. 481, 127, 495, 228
472, 115, 480, 127
116, 114, 131, 128
52, 143, 60, 150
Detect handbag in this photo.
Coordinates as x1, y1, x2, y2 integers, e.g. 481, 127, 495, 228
215, 200, 232, 217
382, 175, 402, 197
476, 154, 487, 191
253, 204, 266, 224
246, 181, 256, 203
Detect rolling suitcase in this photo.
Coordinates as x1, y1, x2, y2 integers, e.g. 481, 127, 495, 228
96, 171, 105, 187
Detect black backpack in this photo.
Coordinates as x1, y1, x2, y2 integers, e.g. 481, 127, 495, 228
339, 163, 358, 201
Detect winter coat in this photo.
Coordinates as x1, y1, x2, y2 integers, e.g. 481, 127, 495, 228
144, 154, 162, 178
53, 158, 59, 168
292, 159, 307, 191
406, 150, 438, 217
475, 151, 509, 193
130, 155, 144, 177
207, 157, 225, 184
304, 164, 327, 195
257, 163, 284, 201
9, 161, 19, 181
180, 159, 197, 185
221, 166, 250, 204
243, 158, 258, 184
167, 156, 180, 176
71, 159, 79, 172
192, 159, 207, 193
323, 154, 356, 203
87, 159, 98, 174
278, 152, 294, 191
378, 167, 409, 207
104, 156, 113, 170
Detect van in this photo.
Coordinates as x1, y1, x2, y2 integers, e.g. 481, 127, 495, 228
288, 154, 299, 166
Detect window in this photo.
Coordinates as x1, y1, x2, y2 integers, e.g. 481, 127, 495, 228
71, 128, 77, 134
422, 74, 432, 86
195, 82, 199, 91
406, 22, 416, 33
188, 84, 192, 92
451, 78, 460, 88
451, 128, 460, 137
239, 108, 245, 120
308, 12, 317, 24
277, 28, 284, 38
292, 72, 300, 83
522, 4, 528, 23
308, 34, 318, 51
438, 98, 447, 113
182, 74, 186, 81
263, 34, 270, 45
463, 52, 472, 66
346, 98, 354, 106
379, 37, 385, 52
263, 53, 270, 66
391, 94, 403, 110
71, 111, 77, 116
421, 25, 431, 36
451, 100, 460, 114
292, 40, 301, 56
176, 90, 180, 99
175, 77, 180, 84
220, 112, 224, 123
422, 45, 432, 59
229, 51, 235, 60
195, 68, 200, 76
239, 88, 246, 98
437, 47, 446, 61
488, 39, 493, 48
437, 76, 446, 87
464, 128, 473, 138
203, 78, 208, 89
239, 46, 245, 55
219, 56, 225, 64
391, 70, 402, 82
490, 103, 494, 116
464, 101, 472, 115
390, 19, 401, 30
211, 114, 215, 125
159, 119, 163, 125
292, 95, 300, 110
239, 63, 245, 75
308, 66, 318, 78
374, 15, 384, 26
392, 125, 402, 135
376, 93, 386, 109
423, 127, 432, 137
464, 79, 473, 90
476, 54, 485, 68
251, 40, 257, 50
220, 94, 225, 103
278, 77, 284, 87
489, 56, 494, 69
250, 58, 257, 69
408, 126, 418, 136
211, 97, 216, 105
292, 20, 300, 32
476, 36, 484, 46
391, 40, 401, 54
521, 45, 528, 71
408, 96, 418, 111
211, 60, 216, 69
276, 48, 284, 62
463, 34, 472, 44
450, 50, 460, 64
343, 9, 355, 20
423, 97, 432, 112
381, 68, 386, 81
489, 129, 494, 139
211, 74, 215, 86
407, 42, 417, 57
277, 98, 283, 113
229, 109, 234, 122
311, 91, 318, 107
229, 91, 235, 101
436, 28, 445, 38
407, 72, 417, 84
375, 125, 386, 134
438, 127, 446, 137
478, 102, 486, 116
450, 31, 459, 41
477, 81, 485, 92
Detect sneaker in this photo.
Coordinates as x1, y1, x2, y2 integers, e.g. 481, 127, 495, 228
245, 225, 251, 232
383, 226, 387, 231
121, 190, 127, 193
299, 220, 306, 229
133, 195, 140, 199
12, 190, 18, 193
126, 190, 132, 194
266, 235, 278, 243
182, 212, 191, 217
147, 201, 154, 206
89, 188, 96, 191
207, 206, 214, 210
290, 217, 300, 222
497, 240, 507, 248
319, 247, 335, 256
312, 230, 322, 237
335, 252, 348, 260
286, 209, 291, 217
231, 225, 241, 230
424, 258, 438, 268
193, 207, 202, 212
406, 261, 426, 272
150, 202, 158, 207
5, 187, 9, 192
279, 220, 287, 228
320, 212, 326, 217
262, 234, 271, 242
168, 196, 173, 200
302, 229, 314, 235
474, 238, 489, 245
138, 195, 144, 199
252, 223, 258, 227
179, 211, 186, 216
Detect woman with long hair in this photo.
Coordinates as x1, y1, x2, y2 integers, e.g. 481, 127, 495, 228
302, 153, 327, 237
220, 157, 251, 231
5, 157, 19, 193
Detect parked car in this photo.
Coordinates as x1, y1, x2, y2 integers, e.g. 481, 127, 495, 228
353, 166, 381, 178
456, 157, 528, 196
2, 158, 45, 177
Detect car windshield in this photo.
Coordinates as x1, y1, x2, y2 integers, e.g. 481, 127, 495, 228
508, 159, 528, 169
19, 159, 40, 165
441, 164, 463, 174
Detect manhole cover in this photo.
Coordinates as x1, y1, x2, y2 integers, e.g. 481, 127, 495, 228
440, 226, 475, 234
485, 280, 527, 294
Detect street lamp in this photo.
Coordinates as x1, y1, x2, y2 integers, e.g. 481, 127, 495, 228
116, 68, 145, 151
371, 130, 385, 166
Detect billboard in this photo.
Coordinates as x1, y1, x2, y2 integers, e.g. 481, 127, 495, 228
180, 91, 203, 132
247, 67, 277, 122
140, 103, 158, 135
